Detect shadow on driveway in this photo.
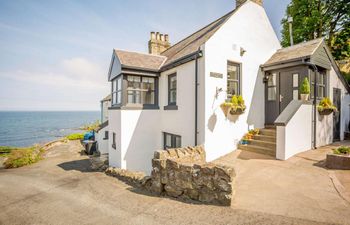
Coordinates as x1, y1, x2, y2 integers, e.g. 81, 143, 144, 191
57, 159, 93, 173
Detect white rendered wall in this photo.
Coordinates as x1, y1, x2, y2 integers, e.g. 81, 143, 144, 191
203, 1, 281, 161
316, 66, 350, 147
96, 125, 109, 155
276, 104, 313, 160
108, 109, 160, 174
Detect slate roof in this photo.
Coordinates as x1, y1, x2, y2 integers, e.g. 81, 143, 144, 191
114, 50, 167, 71
113, 6, 240, 72
264, 38, 324, 66
160, 9, 237, 67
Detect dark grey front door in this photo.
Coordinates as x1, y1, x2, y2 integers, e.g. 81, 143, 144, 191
279, 71, 294, 113
333, 88, 341, 141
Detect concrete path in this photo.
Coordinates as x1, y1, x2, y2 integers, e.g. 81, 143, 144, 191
214, 142, 350, 225
0, 141, 335, 225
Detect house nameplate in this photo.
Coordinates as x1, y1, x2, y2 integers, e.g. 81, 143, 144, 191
210, 72, 223, 79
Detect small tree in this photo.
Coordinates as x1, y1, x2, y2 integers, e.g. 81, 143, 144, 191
300, 77, 311, 94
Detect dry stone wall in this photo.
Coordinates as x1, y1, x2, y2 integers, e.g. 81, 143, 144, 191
150, 146, 236, 206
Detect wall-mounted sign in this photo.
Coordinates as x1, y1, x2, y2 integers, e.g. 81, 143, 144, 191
210, 72, 223, 79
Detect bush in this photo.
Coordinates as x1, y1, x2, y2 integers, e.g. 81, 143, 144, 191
4, 147, 44, 169
80, 120, 100, 131
333, 146, 350, 155
66, 133, 84, 141
300, 77, 310, 94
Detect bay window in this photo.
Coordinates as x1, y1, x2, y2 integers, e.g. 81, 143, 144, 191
111, 74, 158, 109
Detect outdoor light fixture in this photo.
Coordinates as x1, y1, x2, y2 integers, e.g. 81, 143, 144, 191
263, 73, 270, 83
240, 47, 246, 56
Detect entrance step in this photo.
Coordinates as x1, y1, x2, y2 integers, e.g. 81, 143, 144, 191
253, 134, 276, 142
238, 144, 276, 157
259, 128, 276, 137
248, 139, 276, 149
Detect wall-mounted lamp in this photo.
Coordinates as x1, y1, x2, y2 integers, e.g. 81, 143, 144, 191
263, 73, 270, 83
240, 47, 246, 56
215, 87, 223, 99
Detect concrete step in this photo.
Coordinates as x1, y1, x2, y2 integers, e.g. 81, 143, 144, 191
253, 134, 276, 142
259, 128, 276, 137
238, 144, 276, 157
248, 139, 276, 149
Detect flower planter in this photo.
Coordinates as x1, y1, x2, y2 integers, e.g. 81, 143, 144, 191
318, 108, 335, 115
220, 104, 231, 117
300, 94, 309, 101
326, 153, 350, 170
229, 108, 245, 115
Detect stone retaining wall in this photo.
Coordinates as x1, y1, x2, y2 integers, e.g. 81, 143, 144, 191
150, 146, 236, 206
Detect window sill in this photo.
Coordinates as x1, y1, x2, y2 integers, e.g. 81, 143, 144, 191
164, 105, 178, 110
109, 105, 160, 110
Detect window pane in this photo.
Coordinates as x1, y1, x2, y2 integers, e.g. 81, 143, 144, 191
170, 90, 176, 103
293, 90, 298, 100
142, 91, 154, 104
165, 134, 172, 148
293, 74, 299, 88
117, 77, 122, 90
113, 80, 117, 92
227, 64, 238, 80
227, 81, 238, 96
142, 78, 155, 91
113, 92, 117, 104
127, 76, 141, 89
268, 87, 276, 101
170, 76, 177, 89
318, 73, 324, 85
117, 91, 121, 104
268, 73, 276, 86
318, 86, 324, 98
175, 136, 181, 148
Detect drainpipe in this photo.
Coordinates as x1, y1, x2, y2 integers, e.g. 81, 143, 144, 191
194, 48, 202, 146
303, 60, 318, 149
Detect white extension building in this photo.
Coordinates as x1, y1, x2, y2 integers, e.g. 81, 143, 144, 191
102, 0, 350, 174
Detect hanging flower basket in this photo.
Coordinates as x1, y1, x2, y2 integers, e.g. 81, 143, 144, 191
317, 97, 337, 116
318, 108, 336, 115
220, 95, 246, 118
229, 107, 246, 115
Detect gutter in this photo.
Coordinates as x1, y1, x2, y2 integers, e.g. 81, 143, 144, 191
194, 49, 203, 146
303, 59, 318, 149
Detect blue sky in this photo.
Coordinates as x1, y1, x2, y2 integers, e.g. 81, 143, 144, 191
0, 0, 290, 111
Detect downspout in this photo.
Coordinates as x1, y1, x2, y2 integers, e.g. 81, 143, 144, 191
303, 60, 318, 149
194, 48, 203, 146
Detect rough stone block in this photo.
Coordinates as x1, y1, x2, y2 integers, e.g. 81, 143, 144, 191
164, 184, 183, 197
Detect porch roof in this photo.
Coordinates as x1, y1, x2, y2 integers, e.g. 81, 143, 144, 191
263, 38, 324, 67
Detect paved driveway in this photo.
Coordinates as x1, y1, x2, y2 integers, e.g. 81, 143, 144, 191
0, 141, 348, 225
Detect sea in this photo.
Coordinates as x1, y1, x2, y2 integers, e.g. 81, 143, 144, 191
0, 111, 100, 147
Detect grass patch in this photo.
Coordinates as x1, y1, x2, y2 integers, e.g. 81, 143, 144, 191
66, 133, 84, 141
333, 146, 350, 155
80, 120, 100, 131
0, 146, 17, 157
4, 146, 44, 169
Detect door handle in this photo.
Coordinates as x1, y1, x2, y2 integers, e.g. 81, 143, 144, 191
280, 95, 284, 102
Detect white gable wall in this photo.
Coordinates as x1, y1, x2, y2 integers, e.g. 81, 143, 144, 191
203, 1, 280, 161
316, 65, 350, 147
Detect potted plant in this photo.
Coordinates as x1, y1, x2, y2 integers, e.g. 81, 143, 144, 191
317, 97, 337, 115
241, 133, 252, 145
300, 77, 310, 101
220, 95, 246, 117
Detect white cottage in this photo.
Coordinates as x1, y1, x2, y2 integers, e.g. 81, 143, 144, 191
104, 0, 350, 174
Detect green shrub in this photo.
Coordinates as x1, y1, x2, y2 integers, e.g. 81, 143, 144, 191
66, 133, 84, 141
333, 146, 350, 155
300, 77, 310, 94
4, 147, 44, 169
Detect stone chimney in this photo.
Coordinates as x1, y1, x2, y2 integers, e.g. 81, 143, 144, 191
148, 31, 171, 55
236, 0, 263, 8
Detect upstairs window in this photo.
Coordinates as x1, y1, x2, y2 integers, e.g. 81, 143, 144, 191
127, 76, 155, 105
163, 132, 181, 149
227, 62, 241, 99
311, 71, 326, 99
112, 76, 122, 105
168, 73, 177, 105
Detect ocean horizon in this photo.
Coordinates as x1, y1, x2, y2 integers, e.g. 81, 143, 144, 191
0, 111, 100, 147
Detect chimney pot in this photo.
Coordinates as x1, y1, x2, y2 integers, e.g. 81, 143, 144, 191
156, 32, 160, 40
149, 31, 171, 55
164, 34, 169, 42
150, 32, 156, 40
160, 34, 165, 41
